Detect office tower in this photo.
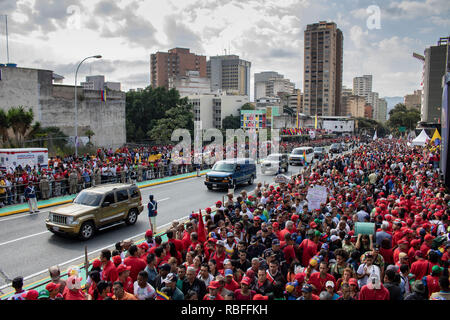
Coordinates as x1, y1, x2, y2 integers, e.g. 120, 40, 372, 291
353, 75, 373, 102
207, 55, 251, 96
303, 21, 343, 116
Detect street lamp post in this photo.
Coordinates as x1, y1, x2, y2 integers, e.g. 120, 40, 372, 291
74, 55, 102, 158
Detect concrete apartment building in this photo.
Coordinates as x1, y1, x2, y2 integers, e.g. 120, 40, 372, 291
81, 75, 121, 91
254, 71, 295, 101
404, 90, 422, 110
303, 21, 343, 117
0, 65, 126, 148
376, 98, 388, 123
353, 75, 373, 102
150, 48, 207, 89
188, 92, 249, 130
168, 70, 211, 97
207, 55, 251, 96
364, 104, 373, 119
341, 95, 366, 118
422, 37, 449, 124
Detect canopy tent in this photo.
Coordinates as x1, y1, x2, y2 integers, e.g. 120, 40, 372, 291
412, 129, 430, 146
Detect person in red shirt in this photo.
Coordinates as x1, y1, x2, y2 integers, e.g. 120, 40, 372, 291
420, 234, 434, 255
299, 284, 320, 300
423, 266, 443, 298
282, 234, 298, 266
442, 243, 450, 263
123, 245, 147, 282
358, 274, 390, 300
116, 264, 134, 294
308, 261, 336, 295
393, 240, 409, 264
100, 249, 118, 283
408, 239, 421, 263
278, 221, 295, 242
234, 277, 256, 300
298, 231, 319, 267
138, 242, 149, 262
203, 281, 224, 300
410, 250, 433, 281
63, 276, 86, 300
166, 229, 183, 253
210, 240, 227, 271
182, 223, 194, 252
224, 269, 240, 292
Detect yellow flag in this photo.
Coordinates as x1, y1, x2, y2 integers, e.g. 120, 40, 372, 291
431, 129, 441, 144
315, 115, 318, 129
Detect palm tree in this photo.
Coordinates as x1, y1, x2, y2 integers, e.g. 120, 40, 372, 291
7, 106, 34, 146
84, 129, 95, 145
0, 109, 10, 145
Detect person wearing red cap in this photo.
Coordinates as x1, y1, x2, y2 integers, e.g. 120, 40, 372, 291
393, 240, 409, 265
234, 276, 256, 300
203, 281, 224, 300
408, 239, 421, 263
22, 289, 39, 300
410, 250, 433, 282
116, 264, 134, 294
253, 293, 269, 300
420, 234, 435, 255
112, 255, 122, 268
46, 282, 63, 300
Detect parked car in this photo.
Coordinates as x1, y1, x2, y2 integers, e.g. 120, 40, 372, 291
289, 147, 313, 166
340, 142, 348, 151
205, 158, 256, 190
330, 143, 342, 154
313, 147, 326, 159
46, 184, 144, 240
261, 153, 289, 175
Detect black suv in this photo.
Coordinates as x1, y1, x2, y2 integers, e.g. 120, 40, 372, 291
330, 143, 342, 154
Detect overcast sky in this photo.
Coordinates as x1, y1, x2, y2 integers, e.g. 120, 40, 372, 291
0, 0, 449, 99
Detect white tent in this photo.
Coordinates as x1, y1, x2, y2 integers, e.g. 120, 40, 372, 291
412, 129, 430, 146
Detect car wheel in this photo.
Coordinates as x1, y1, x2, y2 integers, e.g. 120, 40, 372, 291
79, 221, 95, 241
125, 208, 138, 225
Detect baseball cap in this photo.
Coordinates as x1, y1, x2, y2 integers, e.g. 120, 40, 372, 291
163, 273, 178, 283
325, 281, 335, 288
227, 232, 234, 237
399, 252, 408, 259
45, 282, 61, 292
22, 290, 39, 300
225, 269, 234, 277
117, 264, 132, 274
92, 259, 102, 268
145, 230, 153, 237
424, 234, 435, 241
272, 239, 280, 246
241, 277, 251, 286
432, 265, 443, 274
415, 250, 423, 258
159, 263, 171, 271
208, 281, 220, 289
216, 240, 225, 247
301, 284, 313, 293
112, 255, 122, 265
253, 294, 269, 300
349, 278, 358, 286
38, 289, 50, 299
138, 242, 149, 251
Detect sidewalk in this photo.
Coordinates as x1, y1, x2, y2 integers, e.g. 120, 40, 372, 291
0, 169, 210, 217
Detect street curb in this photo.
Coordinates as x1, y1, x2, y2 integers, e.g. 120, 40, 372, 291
0, 171, 209, 218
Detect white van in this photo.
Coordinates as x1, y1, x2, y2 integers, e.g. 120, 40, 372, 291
288, 147, 313, 166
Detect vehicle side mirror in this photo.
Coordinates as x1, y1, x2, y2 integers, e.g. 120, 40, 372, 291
102, 202, 110, 208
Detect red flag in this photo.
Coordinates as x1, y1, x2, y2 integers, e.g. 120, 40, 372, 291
197, 209, 207, 243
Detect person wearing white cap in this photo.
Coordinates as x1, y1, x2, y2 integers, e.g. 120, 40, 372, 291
358, 273, 390, 300
325, 281, 340, 300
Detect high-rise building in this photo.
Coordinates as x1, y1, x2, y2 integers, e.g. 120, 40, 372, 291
168, 71, 211, 97
404, 90, 422, 110
254, 71, 295, 101
207, 55, 251, 96
422, 37, 449, 123
340, 86, 353, 116
364, 104, 373, 119
353, 75, 373, 102
303, 21, 343, 117
150, 48, 207, 89
376, 98, 388, 123
368, 91, 379, 119
342, 95, 365, 118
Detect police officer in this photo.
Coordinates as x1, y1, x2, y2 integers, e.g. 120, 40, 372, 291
148, 195, 158, 233
39, 175, 50, 200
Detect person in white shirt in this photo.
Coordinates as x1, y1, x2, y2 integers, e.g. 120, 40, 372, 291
134, 270, 156, 300
197, 264, 214, 287
357, 254, 381, 288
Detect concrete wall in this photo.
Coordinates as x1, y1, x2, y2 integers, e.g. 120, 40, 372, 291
0, 66, 126, 148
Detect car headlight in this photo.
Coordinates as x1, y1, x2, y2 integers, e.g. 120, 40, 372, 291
66, 217, 77, 225
206, 176, 209, 181
48, 213, 53, 221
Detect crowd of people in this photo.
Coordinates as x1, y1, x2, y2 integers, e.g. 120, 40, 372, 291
5, 137, 450, 301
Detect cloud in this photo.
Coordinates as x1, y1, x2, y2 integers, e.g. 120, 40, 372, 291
162, 15, 205, 53
384, 0, 450, 19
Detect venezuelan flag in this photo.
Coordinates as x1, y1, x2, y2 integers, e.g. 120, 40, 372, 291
156, 290, 170, 300
101, 90, 106, 102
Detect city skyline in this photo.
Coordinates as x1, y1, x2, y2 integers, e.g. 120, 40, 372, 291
0, 0, 449, 99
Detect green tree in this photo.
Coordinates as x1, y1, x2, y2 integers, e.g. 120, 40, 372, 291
126, 86, 184, 143
356, 117, 390, 137
84, 129, 95, 145
7, 106, 34, 146
147, 100, 194, 144
222, 114, 241, 129
0, 109, 10, 145
387, 103, 420, 134
240, 103, 255, 111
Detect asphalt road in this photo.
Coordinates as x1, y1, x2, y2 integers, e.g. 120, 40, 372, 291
0, 145, 347, 293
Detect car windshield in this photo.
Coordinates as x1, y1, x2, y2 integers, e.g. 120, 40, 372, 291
73, 191, 103, 206
314, 148, 324, 152
331, 144, 340, 148
267, 155, 281, 161
292, 149, 304, 155
212, 163, 235, 172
